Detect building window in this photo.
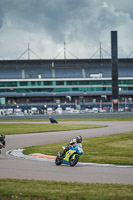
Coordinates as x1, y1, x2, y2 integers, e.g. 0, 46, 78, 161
43, 81, 52, 86
31, 81, 36, 86
20, 82, 28, 86
56, 81, 64, 86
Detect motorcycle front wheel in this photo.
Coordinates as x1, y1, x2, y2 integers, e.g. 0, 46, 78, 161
69, 154, 79, 166
55, 156, 62, 165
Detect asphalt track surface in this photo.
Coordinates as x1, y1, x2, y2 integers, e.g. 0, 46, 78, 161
0, 121, 133, 184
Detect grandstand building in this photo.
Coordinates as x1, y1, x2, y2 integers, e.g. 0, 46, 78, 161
0, 58, 133, 110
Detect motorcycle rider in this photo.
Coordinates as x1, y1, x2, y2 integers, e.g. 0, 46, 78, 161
49, 116, 58, 124
0, 134, 6, 148
59, 135, 82, 158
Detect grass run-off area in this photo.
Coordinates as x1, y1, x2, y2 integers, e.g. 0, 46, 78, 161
0, 123, 105, 135
0, 179, 133, 200
24, 131, 133, 166
1, 117, 133, 122
0, 119, 133, 200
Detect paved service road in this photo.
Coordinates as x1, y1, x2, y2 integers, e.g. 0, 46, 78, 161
0, 121, 133, 184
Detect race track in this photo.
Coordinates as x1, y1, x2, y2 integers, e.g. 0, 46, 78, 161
0, 121, 133, 184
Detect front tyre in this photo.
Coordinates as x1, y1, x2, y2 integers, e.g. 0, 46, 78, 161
69, 154, 79, 166
55, 157, 62, 165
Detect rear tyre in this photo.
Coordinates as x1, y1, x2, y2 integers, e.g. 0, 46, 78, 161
69, 154, 79, 166
55, 156, 62, 165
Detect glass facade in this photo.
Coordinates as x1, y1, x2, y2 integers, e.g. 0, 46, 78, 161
0, 79, 132, 94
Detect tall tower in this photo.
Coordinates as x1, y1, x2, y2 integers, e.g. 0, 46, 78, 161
111, 31, 119, 112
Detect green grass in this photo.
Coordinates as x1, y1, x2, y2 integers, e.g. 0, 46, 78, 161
24, 132, 133, 166
55, 117, 133, 121
0, 120, 133, 199
1, 117, 133, 122
0, 179, 133, 200
0, 123, 105, 135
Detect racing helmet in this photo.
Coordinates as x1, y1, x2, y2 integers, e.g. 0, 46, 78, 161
76, 135, 82, 143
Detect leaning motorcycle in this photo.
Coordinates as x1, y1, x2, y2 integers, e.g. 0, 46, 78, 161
0, 142, 3, 154
0, 134, 5, 154
55, 143, 83, 167
49, 117, 58, 124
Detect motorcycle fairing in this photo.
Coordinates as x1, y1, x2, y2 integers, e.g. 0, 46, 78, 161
69, 145, 83, 155
62, 160, 70, 165
62, 149, 76, 165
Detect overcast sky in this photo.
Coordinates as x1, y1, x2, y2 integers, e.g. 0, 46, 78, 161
0, 0, 133, 60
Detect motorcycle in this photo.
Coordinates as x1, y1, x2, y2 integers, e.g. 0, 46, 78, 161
0, 135, 5, 154
0, 142, 3, 154
55, 143, 83, 167
49, 117, 58, 124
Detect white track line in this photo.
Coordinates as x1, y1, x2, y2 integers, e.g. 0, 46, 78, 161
6, 149, 133, 168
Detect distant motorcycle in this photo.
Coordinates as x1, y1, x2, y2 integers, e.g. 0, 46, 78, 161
49, 117, 58, 124
55, 143, 83, 167
0, 135, 6, 154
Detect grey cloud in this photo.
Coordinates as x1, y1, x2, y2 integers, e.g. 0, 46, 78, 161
106, 0, 133, 19
0, 0, 93, 41
0, 0, 133, 59
0, 6, 4, 28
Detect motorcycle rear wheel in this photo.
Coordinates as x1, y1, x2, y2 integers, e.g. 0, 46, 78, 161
69, 154, 79, 166
55, 156, 62, 165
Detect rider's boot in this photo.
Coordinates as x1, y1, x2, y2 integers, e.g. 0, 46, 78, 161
57, 152, 61, 157
58, 151, 65, 159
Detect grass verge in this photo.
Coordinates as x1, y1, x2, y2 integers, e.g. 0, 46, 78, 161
24, 132, 133, 166
1, 117, 133, 122
0, 123, 105, 135
0, 179, 133, 200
